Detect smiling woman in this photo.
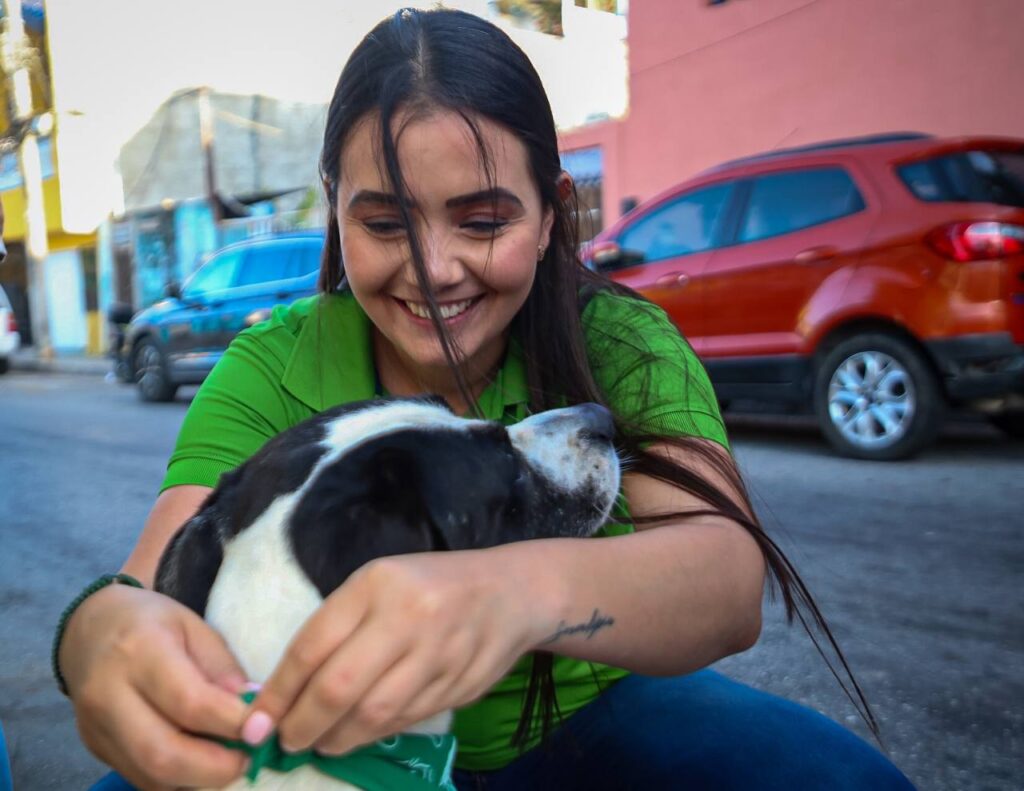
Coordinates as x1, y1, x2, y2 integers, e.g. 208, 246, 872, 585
56, 8, 915, 791
339, 110, 548, 409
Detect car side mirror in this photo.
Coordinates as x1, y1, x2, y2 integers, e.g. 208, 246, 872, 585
106, 302, 135, 325
163, 280, 183, 300
590, 240, 624, 271
590, 241, 644, 272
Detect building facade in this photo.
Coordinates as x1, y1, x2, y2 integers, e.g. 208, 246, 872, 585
559, 0, 1024, 234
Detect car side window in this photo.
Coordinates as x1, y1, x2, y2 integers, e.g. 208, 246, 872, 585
292, 241, 322, 278
182, 250, 241, 297
738, 167, 865, 243
236, 244, 294, 287
618, 182, 734, 263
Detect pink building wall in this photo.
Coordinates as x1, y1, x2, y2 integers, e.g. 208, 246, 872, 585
560, 0, 1024, 225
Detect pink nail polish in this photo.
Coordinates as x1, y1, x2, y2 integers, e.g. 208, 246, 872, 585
243, 681, 263, 694
219, 673, 248, 694
241, 711, 274, 746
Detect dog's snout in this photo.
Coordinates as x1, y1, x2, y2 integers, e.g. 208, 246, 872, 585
575, 403, 615, 444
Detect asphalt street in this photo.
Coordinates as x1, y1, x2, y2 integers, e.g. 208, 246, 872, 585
0, 371, 1021, 790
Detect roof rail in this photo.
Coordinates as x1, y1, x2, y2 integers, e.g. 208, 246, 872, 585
708, 132, 934, 172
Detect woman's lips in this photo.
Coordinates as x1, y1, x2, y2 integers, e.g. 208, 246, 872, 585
394, 295, 483, 324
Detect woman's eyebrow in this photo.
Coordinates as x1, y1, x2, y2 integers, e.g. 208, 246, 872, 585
346, 187, 525, 211
348, 190, 401, 209
445, 187, 524, 209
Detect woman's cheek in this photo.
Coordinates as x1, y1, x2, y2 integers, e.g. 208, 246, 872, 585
483, 238, 539, 290
343, 238, 404, 292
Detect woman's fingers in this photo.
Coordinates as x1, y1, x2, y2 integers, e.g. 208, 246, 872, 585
180, 608, 249, 694
249, 552, 538, 757
313, 644, 452, 755
84, 685, 248, 789
136, 633, 250, 740
248, 574, 372, 743
274, 618, 410, 752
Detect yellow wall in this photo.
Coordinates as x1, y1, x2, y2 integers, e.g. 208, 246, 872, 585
1, 178, 96, 251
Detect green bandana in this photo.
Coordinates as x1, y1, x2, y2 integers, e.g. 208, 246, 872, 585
223, 694, 457, 789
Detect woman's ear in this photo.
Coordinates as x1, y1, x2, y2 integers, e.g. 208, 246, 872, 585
557, 171, 574, 203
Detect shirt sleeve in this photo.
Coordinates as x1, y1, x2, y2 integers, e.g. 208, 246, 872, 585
160, 326, 299, 492
583, 292, 729, 449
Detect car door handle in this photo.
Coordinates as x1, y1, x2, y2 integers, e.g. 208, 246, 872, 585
794, 246, 838, 264
655, 272, 691, 287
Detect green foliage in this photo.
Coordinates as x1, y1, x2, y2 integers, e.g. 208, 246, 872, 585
494, 0, 563, 36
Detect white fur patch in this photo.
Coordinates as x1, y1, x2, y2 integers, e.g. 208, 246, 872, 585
205, 494, 322, 683
317, 401, 484, 468
508, 407, 620, 507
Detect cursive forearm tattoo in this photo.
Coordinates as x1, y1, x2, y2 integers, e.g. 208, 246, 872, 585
540, 608, 615, 645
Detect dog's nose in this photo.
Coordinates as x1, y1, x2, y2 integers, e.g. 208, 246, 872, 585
574, 403, 615, 444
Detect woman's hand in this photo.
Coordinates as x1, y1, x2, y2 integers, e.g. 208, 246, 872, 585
60, 583, 252, 790
246, 548, 557, 756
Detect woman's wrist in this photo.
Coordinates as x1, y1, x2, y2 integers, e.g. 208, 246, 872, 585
484, 539, 573, 652
56, 579, 144, 696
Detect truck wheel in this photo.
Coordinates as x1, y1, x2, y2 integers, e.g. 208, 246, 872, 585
134, 338, 178, 403
814, 333, 942, 460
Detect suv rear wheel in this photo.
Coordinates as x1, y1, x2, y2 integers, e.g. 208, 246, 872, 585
814, 333, 942, 460
134, 338, 178, 403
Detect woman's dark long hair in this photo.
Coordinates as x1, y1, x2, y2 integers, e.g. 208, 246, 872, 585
317, 7, 879, 749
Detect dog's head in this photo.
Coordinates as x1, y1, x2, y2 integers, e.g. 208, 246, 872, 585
157, 397, 620, 611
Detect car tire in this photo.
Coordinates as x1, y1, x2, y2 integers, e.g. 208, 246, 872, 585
814, 333, 942, 460
0, 357, 8, 375
133, 338, 178, 403
989, 411, 1024, 440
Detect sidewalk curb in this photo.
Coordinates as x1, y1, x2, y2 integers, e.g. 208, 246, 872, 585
8, 350, 111, 377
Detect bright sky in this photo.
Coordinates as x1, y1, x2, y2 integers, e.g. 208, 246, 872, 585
45, 0, 627, 231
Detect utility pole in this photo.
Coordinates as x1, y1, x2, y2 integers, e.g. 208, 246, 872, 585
1, 0, 51, 359
197, 86, 222, 225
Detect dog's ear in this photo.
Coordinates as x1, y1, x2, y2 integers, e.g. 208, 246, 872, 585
288, 433, 497, 597
370, 426, 519, 551
154, 509, 224, 616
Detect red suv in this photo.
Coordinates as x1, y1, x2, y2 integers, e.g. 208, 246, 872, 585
587, 133, 1024, 459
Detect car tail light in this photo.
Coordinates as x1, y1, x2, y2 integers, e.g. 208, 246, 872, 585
926, 221, 1024, 262
6, 313, 15, 333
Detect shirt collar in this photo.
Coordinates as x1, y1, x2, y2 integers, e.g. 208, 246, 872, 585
281, 291, 529, 421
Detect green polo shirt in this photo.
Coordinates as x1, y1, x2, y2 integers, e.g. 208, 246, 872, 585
162, 289, 727, 771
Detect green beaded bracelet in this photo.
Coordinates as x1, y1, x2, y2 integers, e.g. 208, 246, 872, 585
51, 573, 144, 696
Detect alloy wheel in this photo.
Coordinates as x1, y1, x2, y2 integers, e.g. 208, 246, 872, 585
827, 350, 916, 451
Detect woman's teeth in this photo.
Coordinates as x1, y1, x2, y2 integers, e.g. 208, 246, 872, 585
404, 299, 475, 320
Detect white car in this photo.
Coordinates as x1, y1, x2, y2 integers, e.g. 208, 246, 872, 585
0, 285, 20, 374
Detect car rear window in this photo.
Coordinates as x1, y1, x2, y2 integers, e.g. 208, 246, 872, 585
738, 167, 865, 243
897, 149, 1024, 208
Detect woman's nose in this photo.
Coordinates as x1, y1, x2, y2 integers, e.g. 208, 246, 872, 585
415, 232, 464, 290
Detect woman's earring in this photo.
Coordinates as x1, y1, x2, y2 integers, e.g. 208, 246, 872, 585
537, 245, 546, 261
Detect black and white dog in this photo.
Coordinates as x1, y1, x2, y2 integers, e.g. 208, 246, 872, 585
155, 396, 621, 790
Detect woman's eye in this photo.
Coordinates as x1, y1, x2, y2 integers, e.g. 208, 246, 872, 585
462, 219, 509, 234
363, 220, 407, 235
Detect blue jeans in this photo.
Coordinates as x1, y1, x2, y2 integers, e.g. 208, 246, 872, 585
91, 670, 915, 790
